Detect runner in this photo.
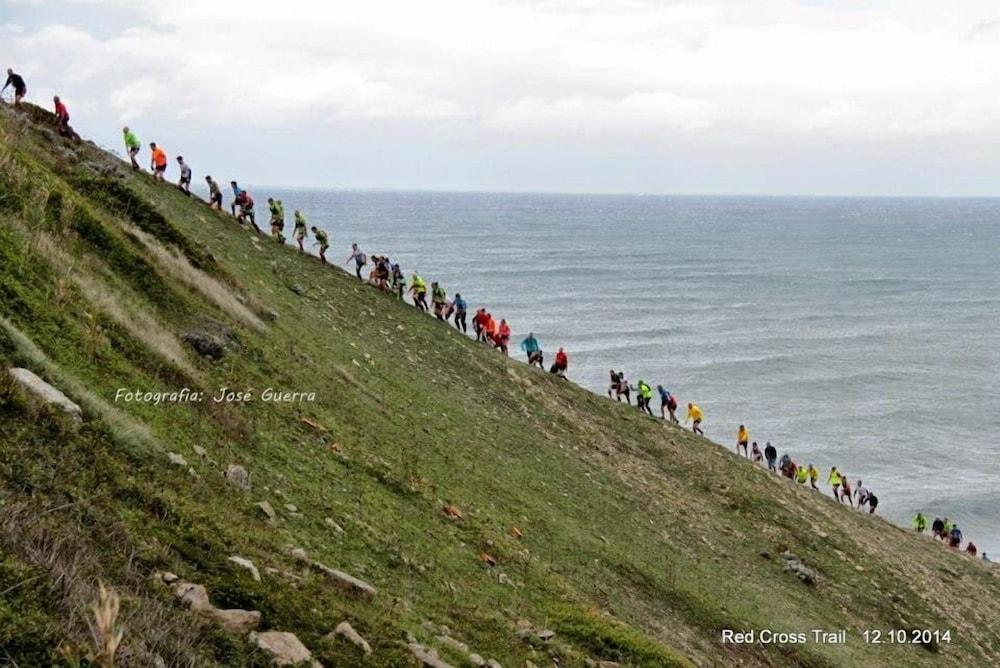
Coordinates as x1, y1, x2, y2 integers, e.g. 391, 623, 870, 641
657, 385, 679, 423
840, 476, 854, 507
392, 264, 406, 299
808, 463, 819, 489
267, 198, 285, 242
409, 272, 428, 310
636, 380, 653, 416
521, 332, 543, 367
867, 492, 878, 515
496, 319, 511, 354
616, 372, 631, 405
931, 517, 945, 539
235, 190, 259, 232
149, 142, 168, 181
52, 96, 72, 136
779, 453, 792, 477
795, 464, 809, 485
854, 480, 869, 511
966, 542, 978, 557
608, 370, 621, 399
122, 126, 141, 169
310, 226, 329, 263
764, 442, 777, 473
176, 156, 192, 195
230, 181, 244, 216
685, 403, 704, 435
452, 293, 468, 332
736, 424, 749, 457
827, 467, 842, 502
549, 347, 568, 377
948, 525, 963, 548
912, 512, 928, 533
2, 69, 27, 105
431, 282, 447, 319
293, 210, 308, 252
346, 243, 367, 280
750, 441, 763, 463
205, 176, 223, 209
484, 313, 499, 345
472, 308, 488, 340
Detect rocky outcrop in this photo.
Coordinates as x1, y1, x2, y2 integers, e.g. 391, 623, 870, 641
205, 607, 261, 634
408, 642, 456, 668
249, 631, 320, 667
8, 368, 82, 421
182, 319, 238, 361
312, 562, 377, 600
228, 556, 261, 581
225, 464, 251, 491
781, 551, 818, 585
329, 621, 372, 655
256, 500, 276, 520
159, 575, 261, 635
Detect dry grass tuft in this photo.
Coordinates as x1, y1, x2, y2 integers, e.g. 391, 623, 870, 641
0, 315, 156, 453
126, 224, 266, 332
88, 582, 124, 667
29, 231, 199, 378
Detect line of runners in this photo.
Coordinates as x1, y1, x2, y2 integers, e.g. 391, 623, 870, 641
118, 119, 1000, 563
4, 68, 988, 562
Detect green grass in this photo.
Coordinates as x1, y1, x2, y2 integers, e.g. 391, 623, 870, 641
1, 103, 999, 667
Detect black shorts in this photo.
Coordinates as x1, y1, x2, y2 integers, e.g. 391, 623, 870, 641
14, 86, 26, 97
129, 146, 140, 156
211, 192, 222, 204
154, 164, 167, 173
180, 176, 191, 185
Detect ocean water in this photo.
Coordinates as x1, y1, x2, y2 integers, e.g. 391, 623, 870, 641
266, 190, 1000, 554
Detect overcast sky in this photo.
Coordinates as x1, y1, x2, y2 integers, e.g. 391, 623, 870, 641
4, 0, 1000, 195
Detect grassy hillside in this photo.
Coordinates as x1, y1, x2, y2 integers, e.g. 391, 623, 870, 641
1, 103, 998, 668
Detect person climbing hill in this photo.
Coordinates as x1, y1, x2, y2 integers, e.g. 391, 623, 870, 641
311, 226, 329, 263
550, 347, 568, 377
392, 264, 406, 299
828, 466, 842, 501
149, 142, 168, 181
205, 175, 223, 209
912, 513, 928, 533
496, 319, 511, 354
346, 243, 367, 280
635, 380, 653, 415
2, 68, 27, 106
293, 210, 308, 252
410, 272, 428, 310
657, 385, 679, 423
176, 156, 192, 195
230, 181, 243, 216
431, 282, 447, 320
764, 442, 777, 472
686, 403, 704, 435
795, 464, 809, 485
268, 198, 286, 242
750, 441, 762, 463
235, 189, 259, 232
52, 96, 71, 136
453, 293, 467, 332
521, 332, 543, 367
122, 126, 141, 169
472, 308, 487, 340
840, 476, 854, 507
736, 424, 749, 457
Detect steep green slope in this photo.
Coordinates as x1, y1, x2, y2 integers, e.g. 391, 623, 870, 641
1, 104, 998, 668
